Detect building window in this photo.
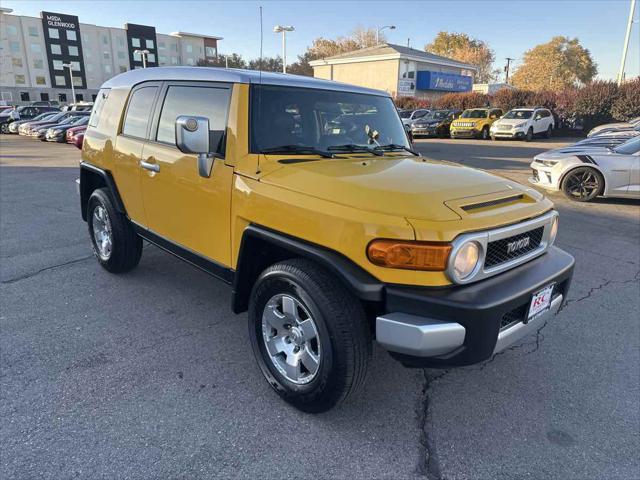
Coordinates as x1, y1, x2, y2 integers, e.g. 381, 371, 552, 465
205, 46, 216, 57
186, 58, 194, 65
159, 42, 166, 50
117, 51, 126, 60
85, 50, 92, 59
147, 53, 156, 63
66, 30, 77, 41
133, 51, 141, 62
146, 39, 154, 49
104, 64, 112, 74
119, 65, 128, 73
55, 75, 66, 86
68, 46, 79, 56
132, 38, 141, 48
172, 43, 178, 52
186, 44, 193, 53
102, 35, 108, 45
58, 93, 67, 102
49, 28, 60, 39
12, 58, 23, 67
92, 94, 97, 101
7, 25, 18, 36
50, 44, 62, 55
159, 55, 167, 64
41, 93, 50, 101
33, 59, 44, 69
71, 61, 81, 71
73, 77, 83, 87
83, 33, 90, 43
28, 26, 39, 37
117, 37, 125, 47
10, 41, 20, 53
20, 92, 30, 102
15, 75, 26, 84
76, 93, 84, 101
171, 56, 178, 65
35, 76, 46, 85
30, 44, 42, 54
103, 51, 110, 59
53, 60, 64, 70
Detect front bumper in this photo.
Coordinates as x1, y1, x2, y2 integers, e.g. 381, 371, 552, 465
375, 246, 574, 367
411, 125, 439, 136
45, 132, 64, 142
491, 128, 525, 139
528, 164, 559, 191
450, 128, 478, 138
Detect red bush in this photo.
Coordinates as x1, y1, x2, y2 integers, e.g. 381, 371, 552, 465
611, 77, 640, 121
434, 92, 490, 110
573, 81, 619, 130
492, 88, 534, 111
393, 96, 433, 110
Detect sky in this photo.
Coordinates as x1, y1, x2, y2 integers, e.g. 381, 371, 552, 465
4, 0, 639, 81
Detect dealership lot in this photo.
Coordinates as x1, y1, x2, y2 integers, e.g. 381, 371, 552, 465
1, 135, 638, 479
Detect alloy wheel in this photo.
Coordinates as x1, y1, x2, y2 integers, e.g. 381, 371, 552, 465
565, 170, 600, 200
92, 205, 113, 260
261, 294, 321, 385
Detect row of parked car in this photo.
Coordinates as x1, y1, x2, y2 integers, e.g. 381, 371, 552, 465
529, 117, 640, 202
0, 103, 92, 148
400, 106, 556, 142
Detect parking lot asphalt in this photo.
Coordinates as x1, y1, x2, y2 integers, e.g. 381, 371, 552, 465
1, 134, 639, 480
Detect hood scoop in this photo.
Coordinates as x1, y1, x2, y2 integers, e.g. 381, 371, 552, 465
461, 194, 524, 212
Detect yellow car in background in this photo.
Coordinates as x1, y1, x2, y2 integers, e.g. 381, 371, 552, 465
450, 107, 503, 140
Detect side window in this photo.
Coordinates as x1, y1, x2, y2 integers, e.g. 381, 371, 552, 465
156, 85, 231, 154
122, 86, 158, 138
88, 88, 110, 128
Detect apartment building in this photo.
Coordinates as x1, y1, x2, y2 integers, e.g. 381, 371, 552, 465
0, 8, 222, 104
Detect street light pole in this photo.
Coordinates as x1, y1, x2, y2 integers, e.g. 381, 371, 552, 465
617, 0, 636, 85
62, 63, 75, 103
134, 49, 150, 68
273, 25, 294, 73
376, 25, 396, 44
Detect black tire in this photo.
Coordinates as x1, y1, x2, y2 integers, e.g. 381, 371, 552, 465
525, 127, 533, 142
248, 259, 371, 413
545, 125, 552, 139
561, 167, 603, 202
87, 188, 142, 273
480, 126, 490, 140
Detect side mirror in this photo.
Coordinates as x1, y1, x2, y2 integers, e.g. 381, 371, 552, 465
176, 115, 214, 178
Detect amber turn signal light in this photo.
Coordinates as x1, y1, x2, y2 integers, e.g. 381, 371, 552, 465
367, 239, 452, 271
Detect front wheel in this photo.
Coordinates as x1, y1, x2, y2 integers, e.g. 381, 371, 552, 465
525, 127, 533, 142
0, 123, 9, 133
248, 259, 371, 413
87, 188, 142, 272
561, 167, 603, 202
480, 127, 490, 140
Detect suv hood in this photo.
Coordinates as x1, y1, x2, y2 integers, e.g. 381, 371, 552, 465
493, 118, 530, 126
259, 156, 541, 222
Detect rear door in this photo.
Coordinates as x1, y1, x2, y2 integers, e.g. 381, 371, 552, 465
112, 82, 162, 226
139, 81, 234, 267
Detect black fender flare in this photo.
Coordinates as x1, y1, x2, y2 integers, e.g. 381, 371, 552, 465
79, 162, 126, 221
231, 224, 384, 313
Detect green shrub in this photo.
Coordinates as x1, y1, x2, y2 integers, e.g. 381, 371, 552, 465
573, 81, 619, 130
611, 77, 640, 121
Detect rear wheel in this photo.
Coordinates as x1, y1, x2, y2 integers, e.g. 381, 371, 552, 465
545, 125, 553, 139
87, 188, 142, 272
561, 167, 603, 202
248, 259, 371, 413
1, 123, 9, 133
525, 127, 534, 142
480, 126, 490, 140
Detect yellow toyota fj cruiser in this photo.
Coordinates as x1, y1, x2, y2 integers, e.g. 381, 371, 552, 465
79, 67, 574, 412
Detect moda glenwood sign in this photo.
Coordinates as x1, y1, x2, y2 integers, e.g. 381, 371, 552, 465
44, 13, 76, 30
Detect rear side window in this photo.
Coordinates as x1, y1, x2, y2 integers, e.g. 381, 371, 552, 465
88, 88, 109, 128
122, 86, 158, 138
156, 85, 231, 151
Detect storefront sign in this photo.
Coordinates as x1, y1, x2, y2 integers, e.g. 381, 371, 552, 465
397, 79, 416, 96
416, 71, 473, 92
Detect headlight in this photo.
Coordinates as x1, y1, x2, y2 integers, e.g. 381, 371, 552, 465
542, 160, 558, 167
451, 241, 481, 280
514, 122, 526, 128
549, 216, 558, 245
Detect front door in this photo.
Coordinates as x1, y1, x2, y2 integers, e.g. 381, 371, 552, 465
139, 82, 234, 267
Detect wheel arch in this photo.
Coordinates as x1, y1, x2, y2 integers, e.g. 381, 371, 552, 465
231, 225, 384, 314
558, 161, 607, 196
80, 162, 126, 221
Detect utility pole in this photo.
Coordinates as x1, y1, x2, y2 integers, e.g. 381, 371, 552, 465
617, 0, 636, 85
504, 57, 514, 84
273, 25, 294, 73
407, 38, 410, 48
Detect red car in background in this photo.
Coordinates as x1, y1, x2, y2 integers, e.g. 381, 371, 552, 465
66, 125, 86, 146
73, 131, 84, 149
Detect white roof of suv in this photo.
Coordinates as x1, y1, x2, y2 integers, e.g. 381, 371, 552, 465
102, 66, 389, 97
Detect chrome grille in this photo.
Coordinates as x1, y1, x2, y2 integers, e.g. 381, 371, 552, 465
485, 227, 544, 269
455, 122, 475, 127
498, 124, 512, 130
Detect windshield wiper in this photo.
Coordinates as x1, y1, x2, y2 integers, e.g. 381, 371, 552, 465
375, 144, 420, 156
327, 144, 384, 156
260, 145, 334, 158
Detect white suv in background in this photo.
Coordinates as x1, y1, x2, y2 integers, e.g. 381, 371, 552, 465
490, 107, 554, 141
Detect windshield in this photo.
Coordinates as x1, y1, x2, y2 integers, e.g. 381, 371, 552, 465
504, 110, 533, 119
398, 110, 412, 118
250, 85, 409, 153
460, 109, 488, 119
31, 113, 53, 121
428, 110, 449, 120
614, 136, 640, 155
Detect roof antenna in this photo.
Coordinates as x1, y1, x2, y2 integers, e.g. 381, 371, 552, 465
256, 5, 263, 174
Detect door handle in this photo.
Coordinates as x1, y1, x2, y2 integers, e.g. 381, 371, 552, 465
140, 160, 160, 172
